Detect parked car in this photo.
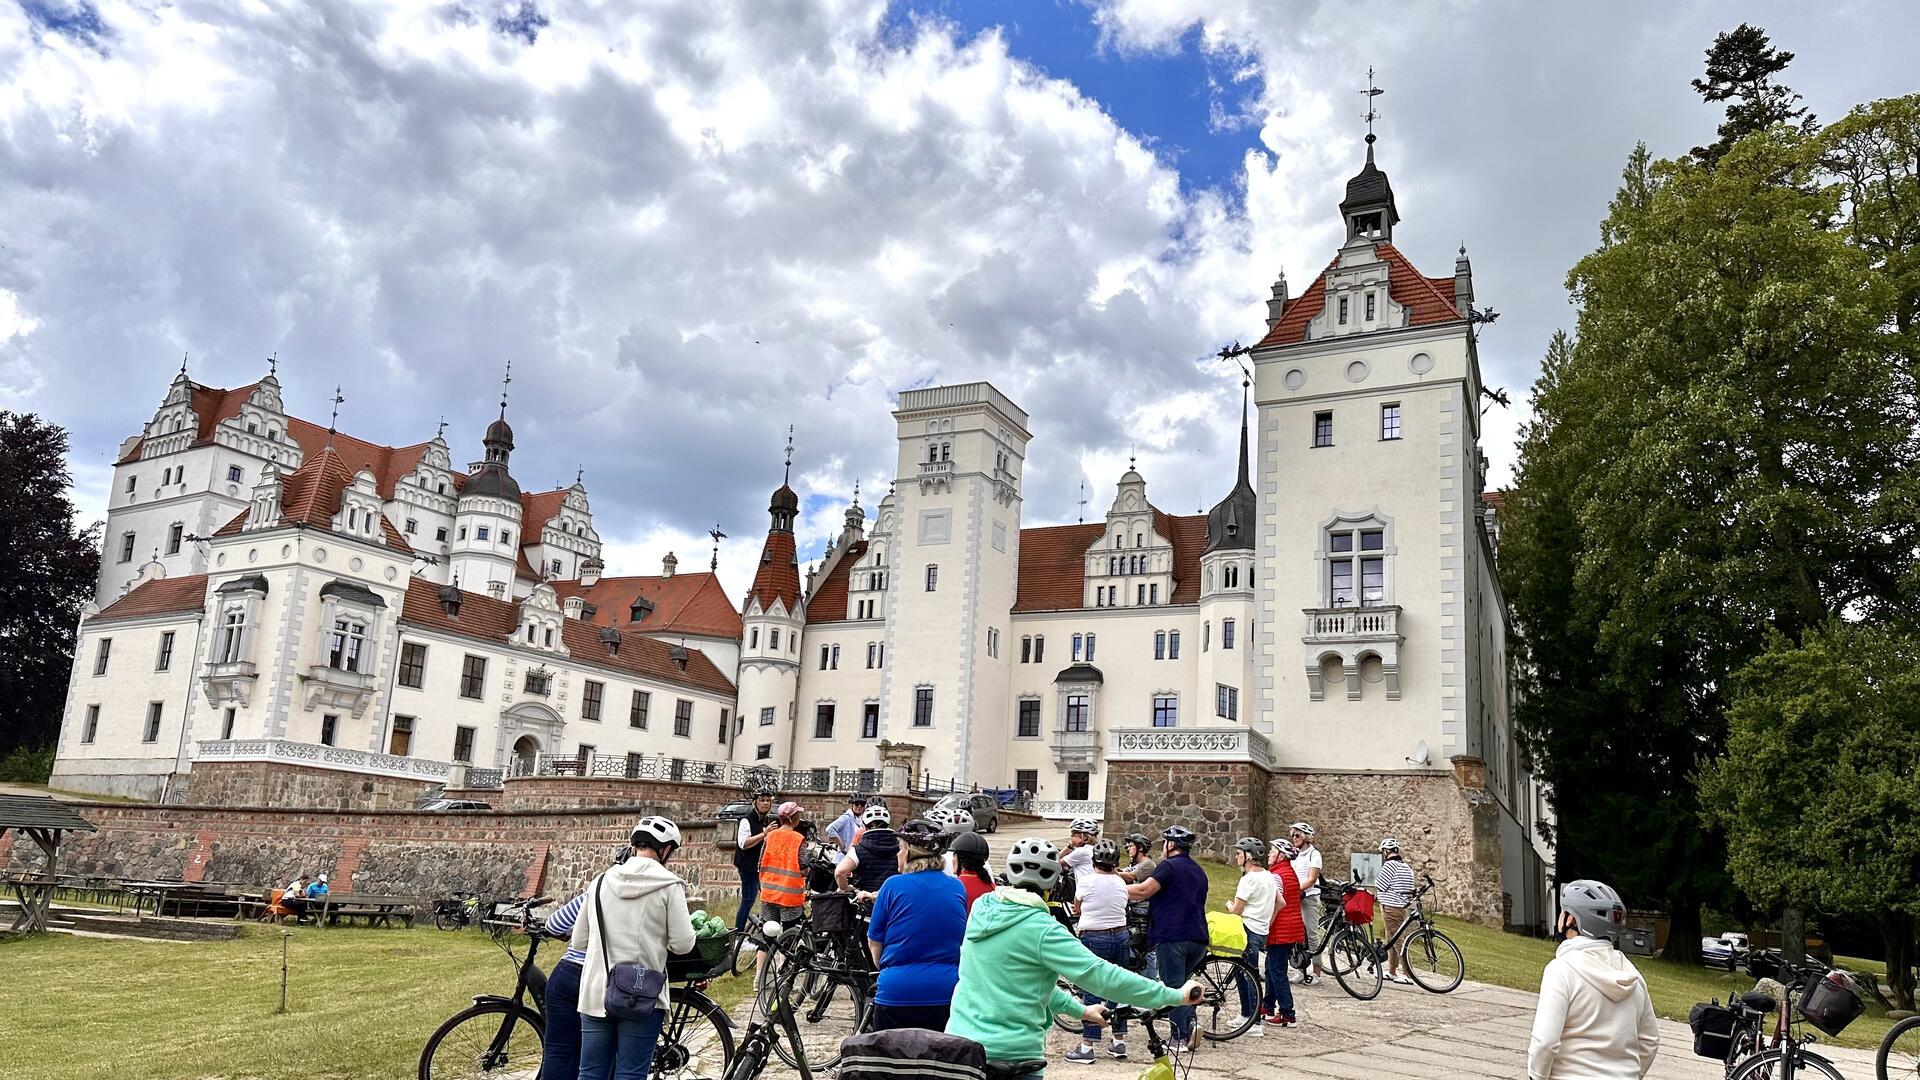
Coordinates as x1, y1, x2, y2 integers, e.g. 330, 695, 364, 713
1701, 932, 1750, 969
716, 799, 755, 822
933, 792, 999, 833
419, 798, 491, 812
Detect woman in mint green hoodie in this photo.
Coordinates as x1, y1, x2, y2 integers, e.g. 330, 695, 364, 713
947, 837, 1197, 1077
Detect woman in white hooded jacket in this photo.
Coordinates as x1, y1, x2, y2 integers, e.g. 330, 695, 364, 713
572, 816, 698, 1080
1527, 879, 1660, 1080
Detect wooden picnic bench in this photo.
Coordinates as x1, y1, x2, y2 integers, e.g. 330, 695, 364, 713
314, 892, 420, 928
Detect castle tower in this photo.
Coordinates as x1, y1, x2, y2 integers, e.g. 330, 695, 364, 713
449, 390, 525, 598
732, 452, 804, 766
1197, 382, 1257, 725
878, 383, 1029, 787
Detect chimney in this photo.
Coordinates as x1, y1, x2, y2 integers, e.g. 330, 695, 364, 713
1454, 245, 1474, 320
661, 551, 678, 579
486, 581, 507, 600
563, 596, 587, 620
579, 556, 603, 588
1265, 270, 1288, 329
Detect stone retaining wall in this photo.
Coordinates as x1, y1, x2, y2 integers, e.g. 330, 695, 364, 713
1103, 760, 1270, 854
186, 759, 438, 810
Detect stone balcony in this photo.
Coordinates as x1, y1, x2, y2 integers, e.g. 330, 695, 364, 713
199, 660, 258, 708
1051, 727, 1100, 772
918, 459, 954, 494
196, 737, 454, 783
1301, 604, 1402, 701
303, 664, 378, 717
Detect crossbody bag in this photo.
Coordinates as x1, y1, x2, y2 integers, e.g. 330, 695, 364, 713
594, 876, 667, 1020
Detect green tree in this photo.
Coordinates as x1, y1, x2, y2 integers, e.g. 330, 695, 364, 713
0, 413, 101, 756
1691, 23, 1815, 166
1699, 624, 1920, 1009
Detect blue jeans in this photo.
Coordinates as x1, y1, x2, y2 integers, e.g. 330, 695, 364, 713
542, 958, 583, 1080
1263, 943, 1295, 1018
734, 867, 760, 932
1238, 940, 1264, 1016
1154, 940, 1208, 1043
578, 1008, 666, 1080
1078, 928, 1132, 1041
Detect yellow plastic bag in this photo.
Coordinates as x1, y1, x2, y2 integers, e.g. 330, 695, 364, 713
1138, 1055, 1177, 1080
1206, 910, 1246, 955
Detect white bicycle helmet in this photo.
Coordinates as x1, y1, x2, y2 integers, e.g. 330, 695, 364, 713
1069, 817, 1101, 836
1005, 837, 1063, 893
861, 803, 892, 827
944, 808, 975, 834
1379, 837, 1401, 854
631, 815, 682, 851
1270, 837, 1298, 860
1560, 879, 1627, 943
1288, 821, 1316, 840
925, 807, 952, 827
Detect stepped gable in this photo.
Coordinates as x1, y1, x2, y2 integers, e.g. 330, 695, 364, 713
553, 573, 744, 639
803, 541, 868, 625
1012, 513, 1209, 613
1255, 241, 1463, 348
399, 578, 735, 694
91, 575, 210, 623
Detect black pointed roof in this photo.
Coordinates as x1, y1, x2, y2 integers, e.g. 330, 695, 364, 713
1340, 136, 1400, 231
1205, 386, 1256, 554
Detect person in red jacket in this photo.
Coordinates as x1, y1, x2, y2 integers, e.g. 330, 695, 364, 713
1264, 838, 1306, 1026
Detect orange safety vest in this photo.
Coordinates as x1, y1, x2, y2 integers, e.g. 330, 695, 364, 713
759, 827, 806, 907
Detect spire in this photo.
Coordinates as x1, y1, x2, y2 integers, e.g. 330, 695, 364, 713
1236, 374, 1251, 490
325, 385, 344, 451
782, 425, 794, 484
1205, 376, 1258, 555
1342, 68, 1398, 243
178, 352, 189, 380
499, 358, 513, 420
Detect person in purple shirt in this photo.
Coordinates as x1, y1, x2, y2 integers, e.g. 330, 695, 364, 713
1125, 825, 1209, 1051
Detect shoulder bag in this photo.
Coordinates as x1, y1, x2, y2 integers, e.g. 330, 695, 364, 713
594, 876, 666, 1020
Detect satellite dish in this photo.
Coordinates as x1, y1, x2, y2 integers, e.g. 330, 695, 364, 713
1408, 740, 1431, 766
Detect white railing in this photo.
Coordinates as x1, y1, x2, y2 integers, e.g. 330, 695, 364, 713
1051, 728, 1099, 749
1032, 800, 1105, 820
1107, 727, 1274, 770
195, 738, 453, 782
919, 460, 954, 475
1303, 605, 1401, 641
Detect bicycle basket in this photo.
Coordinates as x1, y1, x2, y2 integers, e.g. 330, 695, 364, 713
1795, 971, 1863, 1036
838, 1028, 986, 1080
666, 930, 737, 982
810, 892, 853, 937
1343, 889, 1376, 925
1686, 1001, 1736, 1059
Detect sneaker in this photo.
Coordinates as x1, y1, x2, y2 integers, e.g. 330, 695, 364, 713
1391, 973, 1415, 985
1263, 1012, 1290, 1027
1064, 1044, 1096, 1065
1106, 1040, 1128, 1060
1244, 1016, 1265, 1037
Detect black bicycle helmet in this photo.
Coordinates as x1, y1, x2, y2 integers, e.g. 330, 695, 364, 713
949, 830, 990, 858
1161, 825, 1196, 851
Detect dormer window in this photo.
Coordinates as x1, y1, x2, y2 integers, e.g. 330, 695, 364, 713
1338, 296, 1349, 325
1365, 293, 1376, 321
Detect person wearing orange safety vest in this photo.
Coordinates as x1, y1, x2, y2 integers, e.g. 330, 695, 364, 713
753, 801, 809, 984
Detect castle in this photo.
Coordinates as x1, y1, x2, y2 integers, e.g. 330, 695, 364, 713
52, 140, 1553, 927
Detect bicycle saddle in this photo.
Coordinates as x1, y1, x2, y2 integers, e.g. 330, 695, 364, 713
1739, 990, 1778, 1013
984, 1061, 1047, 1080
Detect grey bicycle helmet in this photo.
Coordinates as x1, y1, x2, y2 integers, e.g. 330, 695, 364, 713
1091, 839, 1121, 868
1559, 879, 1626, 943
1234, 836, 1265, 860
1124, 832, 1151, 851
1161, 825, 1196, 851
1004, 837, 1062, 893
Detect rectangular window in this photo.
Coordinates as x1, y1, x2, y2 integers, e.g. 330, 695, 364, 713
218, 609, 245, 663
1153, 695, 1178, 728
1361, 556, 1385, 605
1154, 631, 1166, 660
750, 628, 760, 650
1381, 403, 1402, 440
581, 680, 604, 721
118, 532, 135, 563
1072, 633, 1082, 662
861, 702, 879, 739
221, 707, 237, 740
82, 704, 100, 743
719, 709, 730, 744
405, 518, 419, 535
1313, 411, 1333, 448
398, 642, 427, 688
436, 527, 448, 542
1330, 559, 1354, 606
143, 701, 163, 743
1020, 636, 1031, 663
1065, 694, 1090, 732
1150, 583, 1158, 604
1203, 621, 1210, 652
1085, 634, 1097, 662
756, 744, 773, 760
913, 687, 933, 727
674, 699, 693, 738
1033, 635, 1043, 663
156, 631, 175, 672
459, 654, 487, 699
327, 618, 366, 673
166, 523, 183, 556
630, 690, 651, 729
1338, 296, 1349, 325
125, 474, 137, 493
814, 703, 836, 739
389, 715, 413, 757
759, 706, 775, 728
453, 725, 476, 763
523, 669, 550, 695
94, 638, 112, 676
475, 526, 490, 541
1222, 619, 1235, 650
1067, 771, 1090, 801
1365, 292, 1377, 321
576, 743, 595, 763
320, 714, 338, 746
1137, 583, 1146, 605
626, 752, 645, 778
821, 645, 831, 670
1016, 768, 1039, 795
831, 644, 840, 669
228, 465, 244, 483
925, 565, 938, 592
769, 628, 780, 651
458, 527, 468, 540
986, 628, 998, 658
866, 642, 878, 668
1216, 684, 1239, 721
1017, 699, 1041, 738
1168, 630, 1180, 659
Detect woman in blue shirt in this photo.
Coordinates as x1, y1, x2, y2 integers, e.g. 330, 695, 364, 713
865, 818, 967, 1032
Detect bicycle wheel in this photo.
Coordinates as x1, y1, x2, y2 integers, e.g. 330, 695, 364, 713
1052, 980, 1087, 1034
1402, 926, 1465, 993
1194, 954, 1261, 1041
1330, 927, 1383, 1001
1880, 1015, 1920, 1080
769, 967, 868, 1072
418, 1001, 544, 1080
653, 991, 735, 1080
434, 909, 460, 931
1731, 1047, 1847, 1080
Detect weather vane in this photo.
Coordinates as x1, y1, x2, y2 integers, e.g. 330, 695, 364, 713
1217, 340, 1253, 385
1361, 66, 1383, 141
1077, 479, 1088, 524
325, 386, 345, 449
267, 351, 278, 377
575, 465, 584, 486
499, 359, 513, 417
179, 352, 189, 378
782, 425, 795, 484
435, 415, 447, 440
708, 524, 727, 571
851, 478, 861, 508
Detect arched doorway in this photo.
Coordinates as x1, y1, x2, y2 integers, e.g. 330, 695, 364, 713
512, 735, 541, 777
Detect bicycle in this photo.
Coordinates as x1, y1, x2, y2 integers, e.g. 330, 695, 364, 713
1706, 960, 1859, 1080
722, 945, 816, 1080
1289, 879, 1372, 991
1879, 1012, 1920, 1080
1050, 921, 1260, 1042
433, 892, 488, 931
1330, 874, 1465, 999
418, 896, 738, 1080
752, 895, 874, 1072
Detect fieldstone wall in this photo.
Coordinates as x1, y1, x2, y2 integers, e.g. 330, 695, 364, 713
185, 760, 438, 810
1103, 760, 1267, 857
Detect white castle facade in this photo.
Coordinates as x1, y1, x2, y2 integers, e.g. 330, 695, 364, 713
52, 144, 1550, 921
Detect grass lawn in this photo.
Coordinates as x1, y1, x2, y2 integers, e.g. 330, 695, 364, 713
0, 920, 754, 1080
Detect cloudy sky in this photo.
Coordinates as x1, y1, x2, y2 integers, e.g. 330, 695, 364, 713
3, 0, 1913, 599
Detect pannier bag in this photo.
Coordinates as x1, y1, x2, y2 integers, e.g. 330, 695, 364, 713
1206, 910, 1247, 956
838, 1027, 987, 1080
1796, 971, 1864, 1036
1343, 888, 1376, 926
1687, 1001, 1736, 1060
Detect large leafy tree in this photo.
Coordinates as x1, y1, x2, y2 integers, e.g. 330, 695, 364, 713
1699, 625, 1920, 1009
0, 413, 101, 756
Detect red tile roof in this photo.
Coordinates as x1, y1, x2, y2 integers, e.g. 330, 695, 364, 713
91, 574, 210, 623
519, 489, 568, 545
745, 530, 801, 613
1012, 513, 1208, 613
400, 578, 735, 695
804, 542, 868, 625
553, 573, 744, 639
211, 447, 413, 552
1255, 242, 1462, 348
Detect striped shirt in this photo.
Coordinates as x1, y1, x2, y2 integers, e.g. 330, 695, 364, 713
1375, 858, 1416, 908
545, 892, 588, 964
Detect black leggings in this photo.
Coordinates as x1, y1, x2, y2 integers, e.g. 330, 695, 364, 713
866, 1003, 951, 1033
